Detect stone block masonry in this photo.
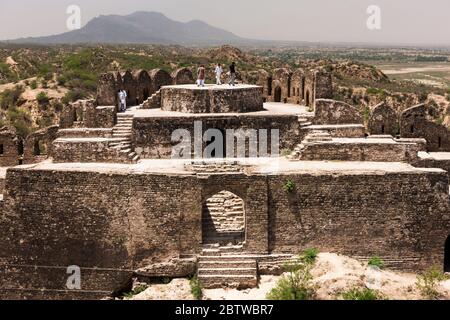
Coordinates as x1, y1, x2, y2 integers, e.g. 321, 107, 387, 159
133, 113, 300, 159
160, 85, 264, 113
0, 162, 448, 298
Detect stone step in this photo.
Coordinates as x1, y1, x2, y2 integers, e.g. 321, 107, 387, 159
116, 120, 133, 124
202, 249, 221, 256
198, 255, 259, 262
113, 134, 132, 138
198, 268, 256, 276
132, 155, 140, 163
198, 275, 257, 289
198, 260, 256, 269
110, 143, 131, 148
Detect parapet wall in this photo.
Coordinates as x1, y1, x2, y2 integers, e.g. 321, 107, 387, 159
160, 85, 264, 113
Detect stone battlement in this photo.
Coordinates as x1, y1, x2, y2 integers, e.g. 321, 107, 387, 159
160, 84, 264, 113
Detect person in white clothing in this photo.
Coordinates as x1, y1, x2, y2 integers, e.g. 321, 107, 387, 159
215, 63, 223, 85
118, 90, 127, 112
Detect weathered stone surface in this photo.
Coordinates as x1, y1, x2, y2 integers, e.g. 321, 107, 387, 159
400, 104, 450, 151
0, 126, 21, 167
0, 162, 448, 298
314, 99, 363, 125
23, 125, 59, 164
171, 68, 194, 85
132, 113, 299, 159
121, 70, 138, 107
297, 138, 420, 162
150, 69, 172, 93
133, 70, 152, 105
369, 102, 399, 136
96, 72, 122, 106
160, 84, 264, 113
135, 258, 197, 277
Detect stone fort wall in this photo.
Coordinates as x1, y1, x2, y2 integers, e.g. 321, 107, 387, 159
133, 114, 300, 159
0, 166, 449, 299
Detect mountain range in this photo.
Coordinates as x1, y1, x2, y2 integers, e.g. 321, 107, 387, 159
6, 11, 245, 45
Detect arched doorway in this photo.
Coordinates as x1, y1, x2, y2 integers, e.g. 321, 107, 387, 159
274, 87, 282, 103
305, 90, 311, 107
143, 88, 149, 101
202, 191, 245, 246
445, 235, 450, 272
267, 77, 272, 97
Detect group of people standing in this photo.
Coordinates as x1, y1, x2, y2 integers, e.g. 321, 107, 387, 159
116, 62, 238, 112
197, 62, 237, 87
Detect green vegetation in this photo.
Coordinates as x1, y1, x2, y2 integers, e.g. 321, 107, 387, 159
367, 256, 385, 269
266, 248, 318, 300
435, 116, 445, 125
189, 276, 203, 300
341, 287, 383, 300
416, 266, 448, 300
122, 284, 148, 299
362, 106, 371, 124
0, 85, 24, 110
0, 62, 18, 83
283, 179, 296, 193
6, 106, 33, 138
61, 90, 86, 104
36, 91, 50, 105
415, 55, 448, 62
30, 80, 38, 89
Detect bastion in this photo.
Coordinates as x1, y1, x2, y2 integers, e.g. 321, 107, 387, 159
160, 84, 264, 113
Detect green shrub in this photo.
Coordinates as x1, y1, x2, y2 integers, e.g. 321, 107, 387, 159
416, 266, 448, 300
62, 90, 86, 104
342, 287, 382, 300
0, 85, 24, 110
189, 276, 203, 300
367, 256, 385, 269
435, 116, 444, 125
122, 284, 148, 299
366, 87, 387, 97
30, 80, 38, 90
7, 106, 32, 138
36, 91, 50, 105
37, 63, 54, 80
301, 248, 318, 265
283, 179, 295, 193
267, 248, 318, 300
362, 106, 370, 124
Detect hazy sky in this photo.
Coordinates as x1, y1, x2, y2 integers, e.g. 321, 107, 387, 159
1, 0, 449, 45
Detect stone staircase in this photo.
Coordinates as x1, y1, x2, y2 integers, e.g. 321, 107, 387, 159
198, 244, 258, 289
110, 113, 140, 163
142, 89, 161, 109
288, 130, 332, 160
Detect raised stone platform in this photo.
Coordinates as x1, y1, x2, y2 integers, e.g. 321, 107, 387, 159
160, 84, 264, 113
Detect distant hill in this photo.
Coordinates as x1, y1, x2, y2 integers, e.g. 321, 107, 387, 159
5, 11, 245, 45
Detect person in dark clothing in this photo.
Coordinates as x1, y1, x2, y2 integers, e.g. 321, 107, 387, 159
228, 62, 236, 86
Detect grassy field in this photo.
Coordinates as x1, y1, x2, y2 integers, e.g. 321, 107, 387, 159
371, 61, 450, 89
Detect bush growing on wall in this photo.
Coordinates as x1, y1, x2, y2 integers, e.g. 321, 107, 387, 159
283, 179, 295, 193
